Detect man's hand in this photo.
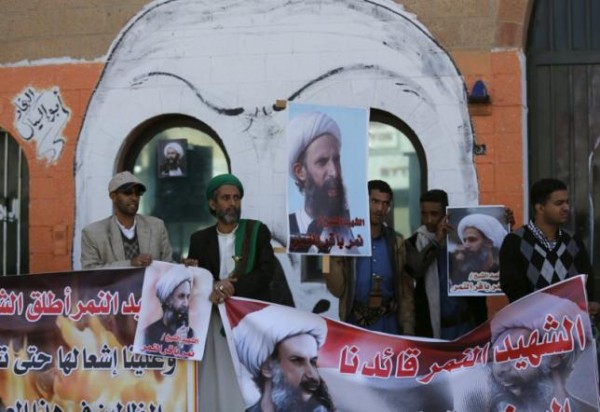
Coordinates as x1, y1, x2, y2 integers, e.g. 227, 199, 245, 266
435, 215, 451, 244
131, 253, 152, 267
182, 257, 199, 267
589, 301, 600, 316
209, 278, 237, 304
504, 207, 516, 229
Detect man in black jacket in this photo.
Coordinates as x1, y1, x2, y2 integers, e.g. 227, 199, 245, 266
499, 178, 599, 315
185, 173, 277, 411
187, 173, 275, 303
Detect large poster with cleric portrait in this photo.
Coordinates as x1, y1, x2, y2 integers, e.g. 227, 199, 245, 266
221, 275, 599, 412
286, 102, 370, 256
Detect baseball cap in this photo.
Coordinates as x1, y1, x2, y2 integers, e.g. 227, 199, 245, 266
108, 171, 147, 194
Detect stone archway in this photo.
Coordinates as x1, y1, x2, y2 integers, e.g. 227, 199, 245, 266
73, 0, 478, 311
493, 0, 535, 48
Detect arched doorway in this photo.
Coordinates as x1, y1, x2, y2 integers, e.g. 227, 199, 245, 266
73, 0, 478, 314
120, 115, 229, 262
369, 109, 426, 237
527, 0, 600, 295
0, 130, 29, 275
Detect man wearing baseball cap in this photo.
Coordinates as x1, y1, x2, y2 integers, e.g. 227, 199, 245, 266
81, 171, 173, 268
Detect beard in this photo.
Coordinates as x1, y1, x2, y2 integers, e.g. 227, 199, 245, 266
166, 155, 179, 166
490, 367, 555, 412
304, 174, 347, 219
216, 205, 241, 225
270, 361, 335, 412
163, 305, 189, 334
460, 246, 493, 274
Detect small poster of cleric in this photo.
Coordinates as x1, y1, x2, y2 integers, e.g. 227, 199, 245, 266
220, 276, 599, 412
158, 139, 188, 178
133, 261, 213, 360
447, 206, 509, 296
287, 102, 370, 256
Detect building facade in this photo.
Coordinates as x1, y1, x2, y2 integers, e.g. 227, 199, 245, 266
4, 0, 595, 316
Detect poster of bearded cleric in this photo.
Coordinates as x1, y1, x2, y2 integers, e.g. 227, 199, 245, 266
133, 261, 213, 360
220, 276, 599, 412
287, 102, 370, 255
447, 206, 509, 296
0, 266, 194, 411
219, 276, 598, 412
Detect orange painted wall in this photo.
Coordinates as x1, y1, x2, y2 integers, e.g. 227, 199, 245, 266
462, 51, 525, 221
0, 63, 102, 273
453, 49, 526, 315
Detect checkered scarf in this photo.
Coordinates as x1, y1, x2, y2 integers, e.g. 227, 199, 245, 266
527, 220, 562, 251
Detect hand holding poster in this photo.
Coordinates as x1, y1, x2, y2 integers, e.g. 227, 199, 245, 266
286, 102, 370, 256
221, 276, 599, 412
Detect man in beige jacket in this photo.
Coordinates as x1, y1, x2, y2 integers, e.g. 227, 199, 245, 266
81, 171, 173, 269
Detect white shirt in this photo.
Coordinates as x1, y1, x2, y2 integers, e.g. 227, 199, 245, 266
217, 225, 238, 279
294, 207, 313, 233
116, 217, 137, 240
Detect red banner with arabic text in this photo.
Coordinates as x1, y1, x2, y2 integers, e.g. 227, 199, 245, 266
221, 276, 599, 412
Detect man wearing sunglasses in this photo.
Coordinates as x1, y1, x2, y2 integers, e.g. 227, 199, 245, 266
81, 171, 173, 269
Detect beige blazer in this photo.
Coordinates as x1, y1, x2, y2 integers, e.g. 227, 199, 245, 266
81, 214, 173, 269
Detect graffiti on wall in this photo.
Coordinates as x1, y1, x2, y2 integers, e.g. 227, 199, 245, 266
13, 87, 69, 164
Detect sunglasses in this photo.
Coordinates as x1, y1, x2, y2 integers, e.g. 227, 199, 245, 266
119, 189, 144, 196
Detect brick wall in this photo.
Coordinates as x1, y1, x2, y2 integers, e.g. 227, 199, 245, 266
0, 1, 533, 63
0, 0, 147, 62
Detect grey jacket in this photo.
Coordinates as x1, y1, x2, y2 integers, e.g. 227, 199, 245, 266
81, 214, 173, 269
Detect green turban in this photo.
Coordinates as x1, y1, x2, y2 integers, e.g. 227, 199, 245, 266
206, 173, 244, 201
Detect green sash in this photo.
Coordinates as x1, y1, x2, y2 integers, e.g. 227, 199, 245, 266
231, 219, 261, 278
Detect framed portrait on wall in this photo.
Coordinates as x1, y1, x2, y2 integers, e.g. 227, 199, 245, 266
158, 139, 188, 178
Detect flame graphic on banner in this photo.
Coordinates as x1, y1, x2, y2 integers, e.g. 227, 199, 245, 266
0, 316, 191, 410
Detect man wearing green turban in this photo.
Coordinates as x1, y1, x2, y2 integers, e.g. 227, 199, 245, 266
187, 173, 275, 303
186, 173, 276, 411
